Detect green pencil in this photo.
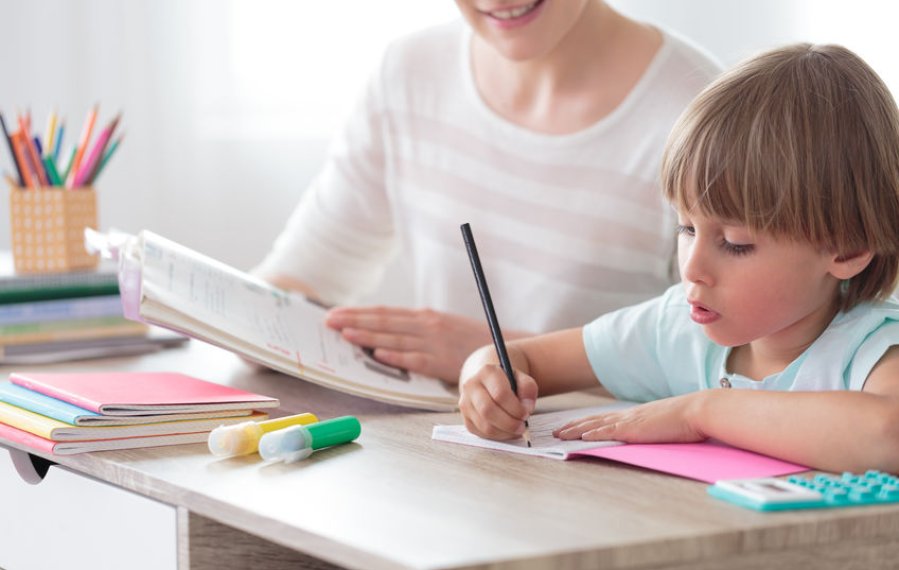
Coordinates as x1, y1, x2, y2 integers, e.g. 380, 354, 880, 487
90, 135, 123, 184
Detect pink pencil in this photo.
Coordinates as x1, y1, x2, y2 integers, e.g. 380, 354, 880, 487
72, 114, 120, 188
66, 104, 98, 189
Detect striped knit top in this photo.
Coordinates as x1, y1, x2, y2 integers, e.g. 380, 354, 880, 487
255, 20, 721, 333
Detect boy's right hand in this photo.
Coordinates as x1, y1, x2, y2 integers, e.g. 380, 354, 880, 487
459, 364, 538, 440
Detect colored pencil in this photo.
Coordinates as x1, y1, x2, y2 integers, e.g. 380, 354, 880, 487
73, 113, 119, 188
52, 122, 64, 163
90, 134, 123, 184
11, 131, 37, 189
0, 112, 25, 187
44, 111, 57, 158
17, 115, 48, 186
66, 104, 98, 188
44, 156, 62, 186
60, 146, 77, 183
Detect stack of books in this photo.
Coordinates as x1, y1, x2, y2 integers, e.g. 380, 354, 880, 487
0, 371, 280, 455
0, 254, 187, 364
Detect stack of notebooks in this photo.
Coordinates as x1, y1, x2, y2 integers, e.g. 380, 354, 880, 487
0, 253, 187, 364
0, 371, 279, 454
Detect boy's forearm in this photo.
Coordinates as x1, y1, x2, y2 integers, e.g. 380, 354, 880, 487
459, 329, 597, 396
694, 389, 899, 472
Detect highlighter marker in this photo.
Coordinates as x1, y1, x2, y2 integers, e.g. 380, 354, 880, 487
207, 412, 318, 457
258, 416, 361, 463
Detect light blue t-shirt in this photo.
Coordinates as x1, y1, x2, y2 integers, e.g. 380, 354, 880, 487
582, 285, 899, 402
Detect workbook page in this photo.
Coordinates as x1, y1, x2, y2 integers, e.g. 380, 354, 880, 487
432, 403, 634, 458
135, 231, 457, 408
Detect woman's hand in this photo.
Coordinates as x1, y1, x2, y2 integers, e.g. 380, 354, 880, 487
325, 306, 502, 383
553, 392, 708, 443
459, 360, 538, 441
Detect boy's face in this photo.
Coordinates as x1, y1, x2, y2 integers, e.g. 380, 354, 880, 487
455, 0, 590, 61
676, 209, 842, 350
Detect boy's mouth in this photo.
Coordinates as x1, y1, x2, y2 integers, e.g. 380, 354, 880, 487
689, 301, 721, 325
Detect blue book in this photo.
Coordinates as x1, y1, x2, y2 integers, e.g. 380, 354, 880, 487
0, 295, 124, 326
0, 382, 100, 425
0, 382, 252, 426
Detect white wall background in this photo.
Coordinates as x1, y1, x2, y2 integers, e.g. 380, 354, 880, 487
1, 1, 897, 300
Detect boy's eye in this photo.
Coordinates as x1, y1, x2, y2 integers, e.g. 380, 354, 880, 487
722, 241, 754, 256
675, 224, 695, 237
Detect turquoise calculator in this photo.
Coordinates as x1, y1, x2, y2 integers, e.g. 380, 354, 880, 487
708, 470, 899, 511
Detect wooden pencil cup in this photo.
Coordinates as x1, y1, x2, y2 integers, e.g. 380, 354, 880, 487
9, 186, 100, 273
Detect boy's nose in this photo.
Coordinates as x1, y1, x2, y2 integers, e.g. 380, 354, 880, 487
679, 241, 714, 286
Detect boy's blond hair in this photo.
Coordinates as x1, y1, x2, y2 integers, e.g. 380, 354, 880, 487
662, 43, 899, 310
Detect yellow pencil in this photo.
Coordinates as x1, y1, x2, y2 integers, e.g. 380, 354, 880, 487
44, 110, 57, 159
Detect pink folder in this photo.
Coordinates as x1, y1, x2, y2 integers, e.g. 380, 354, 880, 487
572, 440, 807, 483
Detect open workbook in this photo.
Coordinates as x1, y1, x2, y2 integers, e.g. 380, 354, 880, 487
432, 404, 808, 483
87, 229, 458, 411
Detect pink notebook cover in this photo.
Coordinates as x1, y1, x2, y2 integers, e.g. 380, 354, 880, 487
9, 372, 279, 415
572, 440, 807, 483
0, 421, 54, 454
0, 421, 209, 455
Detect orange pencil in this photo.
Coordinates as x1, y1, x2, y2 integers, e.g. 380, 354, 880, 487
11, 131, 37, 189
16, 115, 48, 187
66, 104, 98, 189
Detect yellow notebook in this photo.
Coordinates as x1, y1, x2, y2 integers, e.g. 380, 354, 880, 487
0, 401, 267, 441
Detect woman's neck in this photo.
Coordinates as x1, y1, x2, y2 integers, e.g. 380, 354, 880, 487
470, 2, 662, 134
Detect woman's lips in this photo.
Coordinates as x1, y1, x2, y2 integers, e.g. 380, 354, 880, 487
480, 0, 545, 30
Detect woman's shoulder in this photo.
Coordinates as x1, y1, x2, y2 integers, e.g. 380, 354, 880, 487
379, 20, 466, 84
633, 27, 723, 109
656, 28, 724, 83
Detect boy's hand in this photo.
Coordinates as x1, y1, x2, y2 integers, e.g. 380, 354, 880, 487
553, 393, 707, 443
325, 306, 496, 383
459, 364, 538, 440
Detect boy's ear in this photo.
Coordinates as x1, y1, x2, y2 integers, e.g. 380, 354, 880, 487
829, 250, 874, 280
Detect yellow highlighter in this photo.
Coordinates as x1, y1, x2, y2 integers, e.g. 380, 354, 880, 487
207, 413, 318, 457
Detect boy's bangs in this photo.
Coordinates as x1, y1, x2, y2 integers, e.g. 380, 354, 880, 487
662, 114, 750, 226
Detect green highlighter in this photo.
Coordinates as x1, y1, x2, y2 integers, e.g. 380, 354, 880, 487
258, 416, 361, 463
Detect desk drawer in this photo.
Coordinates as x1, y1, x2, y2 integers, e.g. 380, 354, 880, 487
0, 446, 177, 570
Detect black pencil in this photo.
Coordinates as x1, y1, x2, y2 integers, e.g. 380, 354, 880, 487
0, 112, 25, 187
461, 223, 531, 447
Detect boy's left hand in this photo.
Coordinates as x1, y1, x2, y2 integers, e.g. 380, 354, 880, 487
553, 393, 707, 443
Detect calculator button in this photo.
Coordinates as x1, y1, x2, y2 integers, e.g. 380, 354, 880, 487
825, 487, 850, 504
842, 472, 860, 484
864, 482, 882, 493
719, 378, 732, 388
849, 486, 876, 501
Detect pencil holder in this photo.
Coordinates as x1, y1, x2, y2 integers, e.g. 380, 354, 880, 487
9, 186, 100, 273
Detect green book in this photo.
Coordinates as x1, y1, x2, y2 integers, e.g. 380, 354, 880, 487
0, 253, 119, 305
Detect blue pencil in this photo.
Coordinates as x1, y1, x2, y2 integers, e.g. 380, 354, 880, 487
53, 122, 64, 163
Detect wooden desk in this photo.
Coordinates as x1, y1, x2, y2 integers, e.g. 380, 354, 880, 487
2, 341, 899, 570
